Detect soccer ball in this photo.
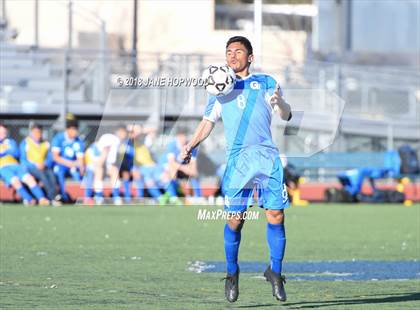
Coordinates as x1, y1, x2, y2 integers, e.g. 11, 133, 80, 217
202, 65, 236, 96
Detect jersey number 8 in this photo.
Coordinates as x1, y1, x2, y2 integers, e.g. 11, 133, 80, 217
237, 94, 246, 109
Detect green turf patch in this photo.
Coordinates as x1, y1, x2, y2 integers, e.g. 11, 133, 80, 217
0, 203, 419, 309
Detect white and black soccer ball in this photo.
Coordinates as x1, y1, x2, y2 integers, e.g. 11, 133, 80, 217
202, 64, 236, 96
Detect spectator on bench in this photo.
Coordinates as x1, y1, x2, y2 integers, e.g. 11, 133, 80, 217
51, 114, 85, 202
157, 127, 201, 205
0, 123, 50, 205
20, 123, 60, 205
131, 124, 162, 201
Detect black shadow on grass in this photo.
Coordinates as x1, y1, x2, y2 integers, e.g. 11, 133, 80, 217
283, 292, 420, 309
235, 304, 277, 308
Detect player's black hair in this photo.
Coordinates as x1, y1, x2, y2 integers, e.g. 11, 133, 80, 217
0, 123, 7, 129
65, 113, 79, 129
175, 126, 189, 136
66, 119, 79, 129
29, 122, 42, 130
116, 123, 127, 131
226, 36, 253, 56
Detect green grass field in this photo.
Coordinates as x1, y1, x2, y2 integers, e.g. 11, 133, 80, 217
0, 203, 419, 309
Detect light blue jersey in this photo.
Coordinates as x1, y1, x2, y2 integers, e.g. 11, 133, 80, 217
51, 132, 85, 164
204, 73, 279, 156
203, 73, 289, 211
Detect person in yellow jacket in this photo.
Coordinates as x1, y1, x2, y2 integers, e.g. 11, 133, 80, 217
131, 124, 162, 200
20, 123, 59, 203
0, 123, 49, 205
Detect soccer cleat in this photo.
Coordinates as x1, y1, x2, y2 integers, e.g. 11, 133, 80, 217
82, 197, 94, 206
51, 199, 62, 207
264, 266, 286, 302
94, 196, 104, 205
222, 268, 239, 303
23, 199, 36, 206
38, 198, 50, 206
158, 192, 170, 205
169, 196, 183, 206
113, 197, 123, 206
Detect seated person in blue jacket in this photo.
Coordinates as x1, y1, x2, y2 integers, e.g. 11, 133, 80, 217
0, 123, 50, 205
51, 115, 85, 202
337, 167, 389, 200
157, 127, 201, 204
20, 123, 59, 203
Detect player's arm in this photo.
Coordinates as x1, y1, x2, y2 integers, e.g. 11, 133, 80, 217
51, 135, 76, 168
178, 159, 198, 177
167, 153, 178, 173
19, 140, 30, 166
77, 154, 85, 175
51, 149, 76, 168
271, 83, 292, 121
76, 141, 85, 175
181, 119, 215, 163
0, 140, 19, 158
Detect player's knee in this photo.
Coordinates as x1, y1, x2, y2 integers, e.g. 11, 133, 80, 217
132, 170, 140, 179
10, 177, 22, 188
122, 171, 130, 179
266, 209, 284, 224
227, 217, 245, 232
22, 174, 36, 187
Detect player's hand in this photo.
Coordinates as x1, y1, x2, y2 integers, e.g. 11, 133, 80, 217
37, 163, 45, 170
270, 83, 284, 112
67, 160, 77, 168
181, 144, 193, 164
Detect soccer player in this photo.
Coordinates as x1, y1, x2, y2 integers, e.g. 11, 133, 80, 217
131, 124, 162, 201
118, 125, 135, 203
158, 127, 200, 205
181, 36, 292, 302
0, 123, 50, 205
51, 115, 85, 202
82, 141, 101, 204
20, 123, 60, 204
92, 125, 127, 205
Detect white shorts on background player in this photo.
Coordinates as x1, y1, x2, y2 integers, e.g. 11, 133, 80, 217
97, 133, 121, 167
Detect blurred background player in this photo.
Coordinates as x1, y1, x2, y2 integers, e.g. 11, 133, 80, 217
131, 124, 162, 202
51, 114, 85, 203
0, 123, 50, 205
117, 125, 135, 203
83, 140, 101, 205
280, 155, 308, 207
157, 127, 201, 205
20, 123, 60, 205
93, 125, 127, 205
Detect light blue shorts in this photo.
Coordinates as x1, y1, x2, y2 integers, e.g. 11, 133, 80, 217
222, 147, 289, 213
0, 164, 29, 185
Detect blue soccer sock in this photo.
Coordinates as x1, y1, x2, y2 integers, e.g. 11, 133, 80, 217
94, 191, 104, 198
56, 171, 67, 197
147, 187, 161, 199
190, 178, 202, 197
112, 187, 120, 198
85, 188, 93, 198
123, 179, 131, 200
224, 224, 241, 275
17, 186, 33, 202
84, 170, 94, 197
167, 180, 178, 197
136, 178, 144, 198
30, 185, 46, 200
267, 223, 286, 274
